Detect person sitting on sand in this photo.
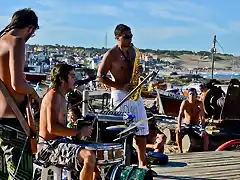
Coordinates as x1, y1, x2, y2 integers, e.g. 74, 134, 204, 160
146, 118, 166, 153
176, 88, 208, 153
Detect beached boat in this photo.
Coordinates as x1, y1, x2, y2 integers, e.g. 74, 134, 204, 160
24, 65, 47, 82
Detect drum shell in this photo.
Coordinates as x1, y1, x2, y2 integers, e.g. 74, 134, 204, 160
84, 143, 123, 165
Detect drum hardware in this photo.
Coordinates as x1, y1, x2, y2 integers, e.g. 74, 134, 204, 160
113, 71, 158, 111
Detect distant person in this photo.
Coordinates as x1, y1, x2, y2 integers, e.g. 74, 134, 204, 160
35, 82, 41, 91
176, 88, 208, 153
199, 83, 208, 101
149, 101, 158, 114
0, 8, 40, 179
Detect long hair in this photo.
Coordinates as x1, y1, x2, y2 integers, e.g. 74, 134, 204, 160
50, 64, 74, 90
0, 8, 39, 37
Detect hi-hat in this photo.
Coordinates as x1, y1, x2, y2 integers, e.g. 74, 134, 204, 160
106, 125, 128, 131
132, 117, 154, 126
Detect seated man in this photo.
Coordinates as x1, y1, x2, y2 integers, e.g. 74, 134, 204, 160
146, 118, 166, 153
176, 88, 208, 153
37, 64, 95, 180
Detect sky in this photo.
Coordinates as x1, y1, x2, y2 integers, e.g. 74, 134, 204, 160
0, 0, 240, 55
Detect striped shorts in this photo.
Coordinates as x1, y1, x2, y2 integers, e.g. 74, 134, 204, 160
0, 121, 33, 180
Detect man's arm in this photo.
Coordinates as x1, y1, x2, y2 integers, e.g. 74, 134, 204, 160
198, 101, 205, 127
177, 100, 186, 129
9, 38, 35, 95
97, 51, 121, 89
46, 92, 79, 137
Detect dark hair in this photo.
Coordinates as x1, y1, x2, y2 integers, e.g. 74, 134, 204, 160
0, 8, 39, 37
188, 88, 197, 94
114, 24, 131, 37
51, 64, 74, 90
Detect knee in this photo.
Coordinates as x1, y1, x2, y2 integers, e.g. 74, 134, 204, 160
79, 149, 96, 167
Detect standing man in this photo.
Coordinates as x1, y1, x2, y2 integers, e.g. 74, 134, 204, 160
97, 24, 149, 168
176, 88, 208, 153
0, 8, 40, 179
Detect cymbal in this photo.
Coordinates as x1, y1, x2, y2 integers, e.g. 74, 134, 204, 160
117, 125, 139, 136
132, 117, 154, 126
106, 125, 128, 131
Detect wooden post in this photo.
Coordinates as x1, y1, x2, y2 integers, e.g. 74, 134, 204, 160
82, 90, 89, 117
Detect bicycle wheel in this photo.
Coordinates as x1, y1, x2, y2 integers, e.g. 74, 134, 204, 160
215, 139, 240, 151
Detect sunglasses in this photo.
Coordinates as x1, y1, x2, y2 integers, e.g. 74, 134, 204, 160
122, 34, 133, 39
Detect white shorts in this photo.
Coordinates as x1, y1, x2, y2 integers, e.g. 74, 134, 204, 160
111, 90, 149, 136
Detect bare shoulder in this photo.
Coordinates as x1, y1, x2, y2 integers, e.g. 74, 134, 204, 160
181, 100, 188, 107
43, 89, 61, 106
104, 46, 118, 59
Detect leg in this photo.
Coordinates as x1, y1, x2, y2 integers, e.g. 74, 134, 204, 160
0, 136, 33, 180
176, 130, 183, 153
202, 132, 209, 151
78, 149, 96, 180
134, 135, 147, 168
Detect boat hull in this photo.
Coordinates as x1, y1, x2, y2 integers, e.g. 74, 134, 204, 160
25, 72, 47, 82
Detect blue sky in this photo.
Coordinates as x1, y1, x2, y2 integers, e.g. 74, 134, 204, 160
1, 0, 240, 55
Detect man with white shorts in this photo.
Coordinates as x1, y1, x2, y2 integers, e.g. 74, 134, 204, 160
97, 24, 149, 168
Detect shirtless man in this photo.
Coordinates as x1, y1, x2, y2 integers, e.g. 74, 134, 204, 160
37, 64, 96, 180
97, 24, 149, 168
0, 8, 41, 179
176, 88, 208, 153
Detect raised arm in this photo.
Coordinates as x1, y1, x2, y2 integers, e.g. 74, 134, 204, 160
9, 38, 35, 95
97, 51, 121, 89
177, 100, 186, 129
46, 92, 79, 137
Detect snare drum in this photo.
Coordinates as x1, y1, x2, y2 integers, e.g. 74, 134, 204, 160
83, 143, 123, 165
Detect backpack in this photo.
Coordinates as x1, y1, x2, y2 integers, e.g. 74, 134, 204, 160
108, 164, 153, 180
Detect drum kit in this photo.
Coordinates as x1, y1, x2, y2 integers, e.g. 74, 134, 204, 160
67, 71, 159, 179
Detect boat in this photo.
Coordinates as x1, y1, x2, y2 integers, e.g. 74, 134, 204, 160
24, 65, 47, 83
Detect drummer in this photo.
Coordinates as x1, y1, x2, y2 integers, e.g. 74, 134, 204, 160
37, 64, 96, 180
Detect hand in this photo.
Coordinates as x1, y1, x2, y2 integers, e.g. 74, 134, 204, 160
78, 125, 93, 138
200, 131, 207, 137
123, 83, 134, 92
176, 126, 181, 133
153, 142, 162, 150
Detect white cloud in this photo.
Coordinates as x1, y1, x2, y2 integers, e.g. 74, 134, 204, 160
135, 26, 192, 40
149, 10, 196, 22
123, 0, 207, 22
202, 22, 229, 34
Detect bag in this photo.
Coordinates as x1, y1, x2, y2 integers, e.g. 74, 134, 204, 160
109, 164, 153, 180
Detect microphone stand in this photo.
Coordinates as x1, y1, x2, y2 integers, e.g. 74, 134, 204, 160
113, 71, 158, 111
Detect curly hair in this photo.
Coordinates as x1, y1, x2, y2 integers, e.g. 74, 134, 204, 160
0, 8, 39, 37
50, 64, 74, 90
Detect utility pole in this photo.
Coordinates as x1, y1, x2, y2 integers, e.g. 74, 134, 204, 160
105, 32, 107, 49
211, 35, 217, 79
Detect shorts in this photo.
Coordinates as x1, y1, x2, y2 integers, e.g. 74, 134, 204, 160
111, 90, 149, 136
36, 138, 83, 171
0, 118, 33, 180
179, 123, 203, 138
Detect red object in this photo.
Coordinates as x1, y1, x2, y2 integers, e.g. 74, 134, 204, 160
215, 139, 240, 151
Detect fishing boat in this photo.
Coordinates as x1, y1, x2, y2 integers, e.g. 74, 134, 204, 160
24, 65, 47, 82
